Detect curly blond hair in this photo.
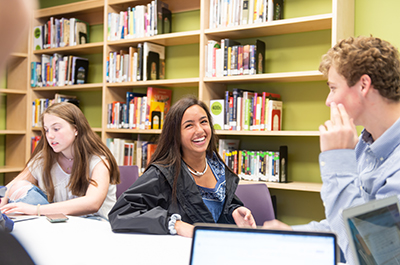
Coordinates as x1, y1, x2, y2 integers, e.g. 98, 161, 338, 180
319, 36, 400, 101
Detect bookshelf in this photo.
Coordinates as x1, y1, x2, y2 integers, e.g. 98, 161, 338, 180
9, 0, 354, 223
0, 35, 31, 184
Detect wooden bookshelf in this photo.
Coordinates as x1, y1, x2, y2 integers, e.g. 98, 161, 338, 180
5, 0, 354, 221
22, 0, 353, 186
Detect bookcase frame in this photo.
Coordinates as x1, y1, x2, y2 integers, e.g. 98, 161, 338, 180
0, 30, 31, 183
1, 0, 354, 220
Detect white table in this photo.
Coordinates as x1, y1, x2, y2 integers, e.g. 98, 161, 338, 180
11, 216, 192, 265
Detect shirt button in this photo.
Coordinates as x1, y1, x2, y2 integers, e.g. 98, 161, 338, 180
320, 161, 325, 166
380, 157, 384, 161
360, 186, 363, 191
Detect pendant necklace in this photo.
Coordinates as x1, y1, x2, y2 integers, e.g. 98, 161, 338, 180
60, 152, 74, 172
185, 158, 208, 176
61, 152, 74, 161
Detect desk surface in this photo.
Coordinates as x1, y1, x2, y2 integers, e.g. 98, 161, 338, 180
11, 216, 192, 265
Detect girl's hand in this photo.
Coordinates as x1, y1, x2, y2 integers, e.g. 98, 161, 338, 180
233, 206, 256, 228
175, 220, 194, 238
1, 202, 37, 215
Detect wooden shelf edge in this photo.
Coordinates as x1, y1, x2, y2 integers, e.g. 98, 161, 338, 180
106, 129, 162, 134
205, 13, 333, 36
0, 130, 27, 135
107, 30, 201, 47
0, 89, 27, 95
10, 52, 28, 58
33, 42, 104, 55
32, 83, 103, 91
203, 70, 325, 83
0, 166, 25, 174
35, 0, 104, 19
107, 78, 200, 87
216, 130, 320, 136
107, 0, 200, 13
239, 180, 322, 193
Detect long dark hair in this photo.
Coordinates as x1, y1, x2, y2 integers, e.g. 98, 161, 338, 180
146, 96, 220, 199
30, 102, 120, 202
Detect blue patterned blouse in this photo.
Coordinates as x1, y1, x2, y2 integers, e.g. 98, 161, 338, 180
196, 152, 226, 222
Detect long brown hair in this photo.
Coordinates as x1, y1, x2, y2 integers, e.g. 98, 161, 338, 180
146, 96, 221, 199
29, 102, 120, 202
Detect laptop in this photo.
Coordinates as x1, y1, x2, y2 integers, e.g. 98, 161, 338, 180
342, 195, 400, 265
189, 224, 339, 265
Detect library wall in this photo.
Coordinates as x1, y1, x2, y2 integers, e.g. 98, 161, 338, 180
1, 0, 396, 225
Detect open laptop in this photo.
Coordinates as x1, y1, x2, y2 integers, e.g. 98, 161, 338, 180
189, 224, 338, 265
343, 195, 400, 265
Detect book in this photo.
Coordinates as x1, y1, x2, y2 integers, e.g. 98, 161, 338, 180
218, 139, 240, 159
278, 145, 288, 183
125, 92, 146, 129
156, 0, 169, 34
75, 19, 89, 45
232, 88, 242, 130
242, 0, 250, 25
54, 93, 78, 105
149, 101, 164, 129
146, 51, 159, 80
162, 7, 172, 34
137, 43, 143, 81
268, 0, 284, 21
63, 18, 70, 47
210, 99, 225, 130
223, 39, 241, 76
72, 57, 89, 85
147, 143, 158, 165
255, 39, 265, 74
142, 42, 165, 81
33, 26, 43, 50
146, 87, 172, 129
266, 99, 282, 131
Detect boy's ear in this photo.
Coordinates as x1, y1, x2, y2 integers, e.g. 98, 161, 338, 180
360, 74, 372, 95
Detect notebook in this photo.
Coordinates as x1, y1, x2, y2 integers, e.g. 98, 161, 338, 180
342, 195, 400, 265
189, 224, 338, 265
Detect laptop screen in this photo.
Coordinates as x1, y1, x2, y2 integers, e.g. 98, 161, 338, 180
344, 198, 400, 265
190, 225, 337, 265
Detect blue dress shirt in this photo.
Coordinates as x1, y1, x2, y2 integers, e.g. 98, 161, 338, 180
293, 117, 400, 265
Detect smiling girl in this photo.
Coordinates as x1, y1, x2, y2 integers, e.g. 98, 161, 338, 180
0, 102, 119, 220
109, 97, 255, 236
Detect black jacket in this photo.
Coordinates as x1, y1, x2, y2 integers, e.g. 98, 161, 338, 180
109, 163, 243, 234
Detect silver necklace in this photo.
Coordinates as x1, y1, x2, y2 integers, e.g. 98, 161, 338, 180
185, 158, 208, 176
60, 152, 74, 161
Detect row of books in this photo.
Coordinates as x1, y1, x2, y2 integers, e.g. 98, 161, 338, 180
107, 87, 172, 130
33, 17, 89, 50
205, 39, 265, 78
106, 138, 157, 173
218, 139, 287, 182
107, 42, 165, 83
30, 54, 89, 87
210, 89, 282, 131
31, 136, 42, 154
209, 0, 284, 29
32, 94, 79, 127
107, 0, 171, 41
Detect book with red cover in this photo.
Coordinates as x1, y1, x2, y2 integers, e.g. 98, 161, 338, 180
147, 143, 158, 166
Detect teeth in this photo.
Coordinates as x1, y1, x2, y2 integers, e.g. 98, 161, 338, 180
193, 137, 205, 142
